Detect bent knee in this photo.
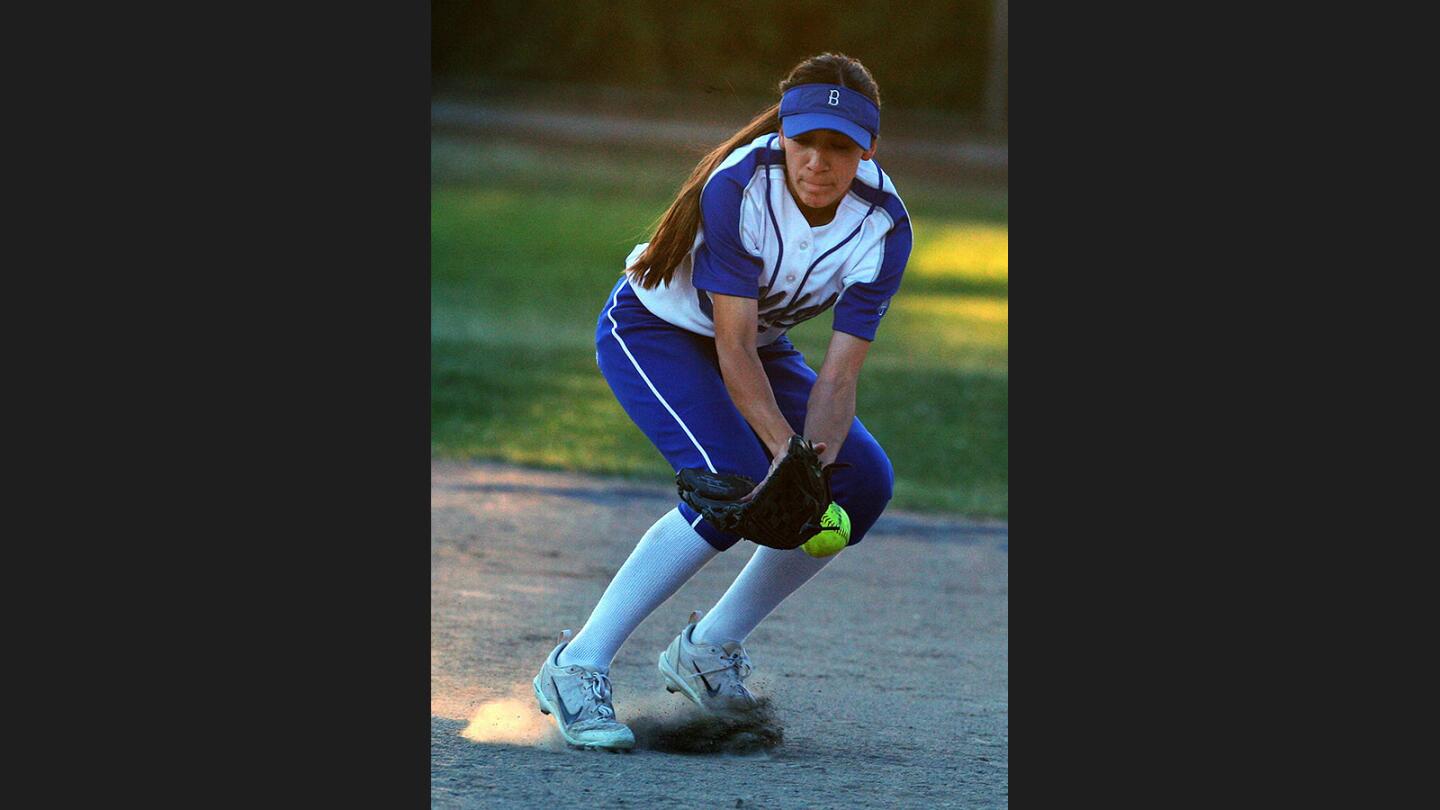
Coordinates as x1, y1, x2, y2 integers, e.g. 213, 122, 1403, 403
834, 446, 894, 544
850, 439, 894, 501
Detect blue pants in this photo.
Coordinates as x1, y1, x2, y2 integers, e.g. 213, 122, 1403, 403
596, 278, 894, 551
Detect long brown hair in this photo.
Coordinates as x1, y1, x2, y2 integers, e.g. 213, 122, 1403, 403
625, 53, 882, 289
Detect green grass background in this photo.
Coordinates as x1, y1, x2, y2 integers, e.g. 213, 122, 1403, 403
432, 135, 1008, 517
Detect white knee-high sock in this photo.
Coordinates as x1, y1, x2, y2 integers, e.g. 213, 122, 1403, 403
692, 545, 837, 644
556, 508, 718, 672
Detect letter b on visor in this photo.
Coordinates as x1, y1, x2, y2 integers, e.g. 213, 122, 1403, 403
779, 83, 880, 151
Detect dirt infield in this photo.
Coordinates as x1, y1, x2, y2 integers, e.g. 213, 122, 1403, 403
431, 460, 1008, 808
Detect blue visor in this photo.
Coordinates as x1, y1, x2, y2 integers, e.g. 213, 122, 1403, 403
779, 83, 880, 150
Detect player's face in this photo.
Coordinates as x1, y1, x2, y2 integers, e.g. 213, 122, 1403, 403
778, 127, 877, 214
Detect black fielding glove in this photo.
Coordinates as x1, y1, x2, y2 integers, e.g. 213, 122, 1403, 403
676, 435, 842, 550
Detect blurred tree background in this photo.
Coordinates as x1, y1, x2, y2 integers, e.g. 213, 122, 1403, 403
433, 0, 1006, 132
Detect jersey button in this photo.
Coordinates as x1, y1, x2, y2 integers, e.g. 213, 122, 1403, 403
786, 274, 796, 282
799, 240, 810, 249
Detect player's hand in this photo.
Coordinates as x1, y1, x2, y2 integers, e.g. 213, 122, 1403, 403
740, 438, 827, 502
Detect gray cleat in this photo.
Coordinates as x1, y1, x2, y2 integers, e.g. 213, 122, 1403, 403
532, 629, 635, 751
658, 610, 759, 713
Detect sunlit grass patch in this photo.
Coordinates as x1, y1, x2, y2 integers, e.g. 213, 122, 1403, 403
897, 294, 1008, 323
859, 294, 1009, 375
909, 220, 1009, 282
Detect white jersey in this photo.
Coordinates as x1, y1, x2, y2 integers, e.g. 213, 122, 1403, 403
626, 132, 912, 346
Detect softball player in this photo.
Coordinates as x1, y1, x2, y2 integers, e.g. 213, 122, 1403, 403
532, 53, 911, 750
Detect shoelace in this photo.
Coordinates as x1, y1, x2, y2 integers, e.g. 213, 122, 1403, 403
691, 651, 754, 685
722, 650, 754, 681
579, 671, 616, 720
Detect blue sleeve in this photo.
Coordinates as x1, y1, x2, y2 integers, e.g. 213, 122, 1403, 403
832, 216, 911, 342
691, 173, 763, 299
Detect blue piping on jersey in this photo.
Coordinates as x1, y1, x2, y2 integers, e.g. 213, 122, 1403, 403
844, 163, 909, 229
762, 135, 785, 292
762, 140, 890, 313
694, 140, 900, 332
783, 197, 877, 311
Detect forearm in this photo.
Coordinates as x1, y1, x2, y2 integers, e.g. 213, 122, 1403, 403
717, 345, 798, 457
803, 376, 856, 466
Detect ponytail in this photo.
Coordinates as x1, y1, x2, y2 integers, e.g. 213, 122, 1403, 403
624, 103, 779, 289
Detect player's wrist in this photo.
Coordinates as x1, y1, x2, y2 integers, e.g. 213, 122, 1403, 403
763, 431, 799, 459
765, 438, 794, 458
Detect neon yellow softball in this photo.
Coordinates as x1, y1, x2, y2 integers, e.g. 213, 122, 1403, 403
802, 503, 851, 558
